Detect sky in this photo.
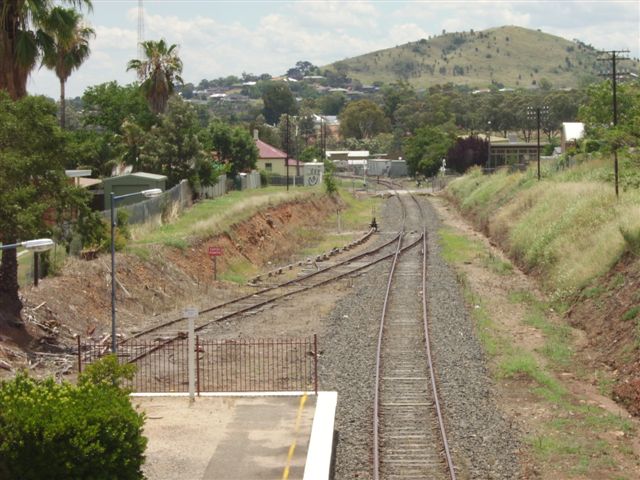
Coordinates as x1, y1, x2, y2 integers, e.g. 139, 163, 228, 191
28, 0, 640, 99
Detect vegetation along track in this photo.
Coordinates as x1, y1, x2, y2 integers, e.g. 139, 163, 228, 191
373, 191, 456, 479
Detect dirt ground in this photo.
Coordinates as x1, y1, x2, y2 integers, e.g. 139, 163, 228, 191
0, 194, 347, 378
430, 194, 640, 479
3, 186, 640, 478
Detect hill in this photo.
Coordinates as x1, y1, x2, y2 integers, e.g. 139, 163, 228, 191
323, 25, 640, 90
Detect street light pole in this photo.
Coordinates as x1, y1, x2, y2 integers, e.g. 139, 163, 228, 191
527, 106, 549, 180
110, 188, 162, 353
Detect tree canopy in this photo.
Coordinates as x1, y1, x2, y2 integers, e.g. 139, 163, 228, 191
261, 82, 297, 125
0, 92, 86, 323
0, 0, 93, 99
127, 39, 183, 114
339, 99, 389, 139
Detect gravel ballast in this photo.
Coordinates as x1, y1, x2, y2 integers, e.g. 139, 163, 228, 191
318, 193, 522, 479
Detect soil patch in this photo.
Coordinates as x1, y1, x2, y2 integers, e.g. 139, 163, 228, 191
0, 194, 343, 378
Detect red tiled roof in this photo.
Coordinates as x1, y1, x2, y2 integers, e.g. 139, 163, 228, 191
256, 139, 287, 159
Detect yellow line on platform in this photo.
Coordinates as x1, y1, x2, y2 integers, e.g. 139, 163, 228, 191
282, 393, 308, 479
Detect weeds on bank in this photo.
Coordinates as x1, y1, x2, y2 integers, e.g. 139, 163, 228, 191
132, 188, 315, 247
438, 225, 637, 477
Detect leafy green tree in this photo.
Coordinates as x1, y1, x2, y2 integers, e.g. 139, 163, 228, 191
41, 7, 94, 128
0, 92, 86, 324
127, 39, 183, 114
579, 81, 640, 148
200, 121, 258, 176
82, 81, 154, 134
0, 0, 92, 99
261, 81, 297, 124
339, 99, 389, 139
404, 124, 456, 177
138, 97, 214, 188
318, 92, 346, 115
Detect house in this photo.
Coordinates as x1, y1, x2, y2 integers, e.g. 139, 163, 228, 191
254, 135, 302, 176
561, 122, 584, 153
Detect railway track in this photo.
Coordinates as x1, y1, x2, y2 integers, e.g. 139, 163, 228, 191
117, 184, 413, 363
373, 192, 456, 479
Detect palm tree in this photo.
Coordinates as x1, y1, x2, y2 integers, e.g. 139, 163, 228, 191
127, 39, 183, 114
0, 0, 92, 100
41, 7, 94, 128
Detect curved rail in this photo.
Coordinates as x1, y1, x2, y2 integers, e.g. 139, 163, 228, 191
372, 191, 456, 479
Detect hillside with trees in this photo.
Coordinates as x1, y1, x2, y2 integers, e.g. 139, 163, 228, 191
323, 25, 640, 90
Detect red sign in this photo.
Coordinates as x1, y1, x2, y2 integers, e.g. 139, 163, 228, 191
208, 246, 223, 257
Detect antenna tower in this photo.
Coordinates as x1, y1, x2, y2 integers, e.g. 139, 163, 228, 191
137, 0, 145, 60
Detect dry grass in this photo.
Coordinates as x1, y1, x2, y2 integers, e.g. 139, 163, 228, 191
447, 160, 640, 299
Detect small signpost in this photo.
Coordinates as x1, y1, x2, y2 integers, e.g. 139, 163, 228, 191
208, 246, 223, 280
184, 307, 198, 403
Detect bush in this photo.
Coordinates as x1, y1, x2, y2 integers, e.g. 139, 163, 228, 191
323, 160, 337, 194
0, 356, 146, 479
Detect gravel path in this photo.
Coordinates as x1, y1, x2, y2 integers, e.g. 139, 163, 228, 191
318, 193, 522, 479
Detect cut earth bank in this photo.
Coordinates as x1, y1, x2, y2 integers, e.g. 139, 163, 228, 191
1, 184, 639, 479
0, 190, 356, 375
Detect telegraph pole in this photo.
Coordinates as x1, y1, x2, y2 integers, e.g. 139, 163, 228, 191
598, 49, 630, 198
285, 114, 290, 192
527, 105, 549, 181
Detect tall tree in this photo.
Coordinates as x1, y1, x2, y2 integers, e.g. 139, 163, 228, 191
339, 99, 389, 139
0, 92, 86, 324
261, 81, 297, 125
41, 6, 94, 128
200, 121, 258, 176
127, 39, 183, 114
0, 0, 92, 99
138, 97, 216, 188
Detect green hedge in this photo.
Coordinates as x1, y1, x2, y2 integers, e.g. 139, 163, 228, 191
0, 356, 146, 479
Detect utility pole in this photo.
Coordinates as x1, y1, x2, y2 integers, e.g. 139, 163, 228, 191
598, 50, 630, 198
527, 106, 549, 181
285, 114, 290, 192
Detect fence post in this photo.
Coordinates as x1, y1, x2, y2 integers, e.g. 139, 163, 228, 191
185, 307, 198, 403
77, 335, 82, 373
313, 334, 318, 395
196, 335, 201, 396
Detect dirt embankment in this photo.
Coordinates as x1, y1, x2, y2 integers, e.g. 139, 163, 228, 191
0, 194, 341, 376
443, 190, 640, 416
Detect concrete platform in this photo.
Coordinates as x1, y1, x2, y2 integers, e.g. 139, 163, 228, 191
133, 392, 336, 480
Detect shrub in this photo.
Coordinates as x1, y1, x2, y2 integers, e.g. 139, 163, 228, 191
0, 356, 146, 479
323, 160, 337, 194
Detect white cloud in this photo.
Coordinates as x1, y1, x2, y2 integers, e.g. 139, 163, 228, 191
26, 1, 640, 98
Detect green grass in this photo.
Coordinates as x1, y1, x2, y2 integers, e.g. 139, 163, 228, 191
621, 306, 640, 322
447, 154, 640, 301
17, 246, 67, 287
438, 228, 483, 263
132, 187, 319, 247
437, 220, 637, 475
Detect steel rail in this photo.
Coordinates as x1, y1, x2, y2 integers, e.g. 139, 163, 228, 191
124, 231, 401, 342
421, 227, 456, 479
372, 189, 408, 480
127, 236, 422, 364
372, 191, 456, 479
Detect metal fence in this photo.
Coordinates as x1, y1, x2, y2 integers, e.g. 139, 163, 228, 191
77, 336, 318, 394
266, 174, 305, 186
101, 180, 193, 226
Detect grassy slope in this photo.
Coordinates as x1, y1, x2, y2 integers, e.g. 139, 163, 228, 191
446, 152, 640, 300
324, 25, 640, 89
